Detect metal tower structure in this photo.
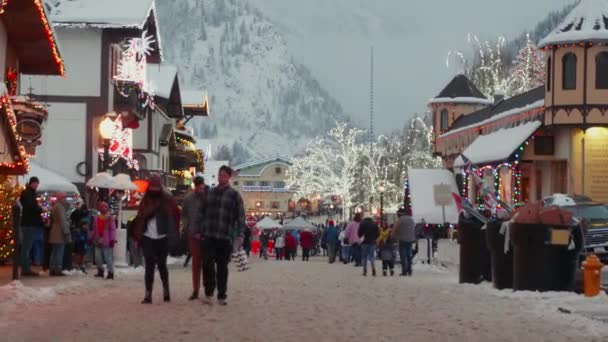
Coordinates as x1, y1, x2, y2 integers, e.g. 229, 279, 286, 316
369, 45, 374, 149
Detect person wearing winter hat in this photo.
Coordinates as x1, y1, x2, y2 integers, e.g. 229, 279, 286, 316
19, 176, 44, 276
135, 173, 180, 304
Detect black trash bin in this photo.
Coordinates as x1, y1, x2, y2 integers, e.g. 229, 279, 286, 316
458, 214, 491, 284
511, 223, 576, 292
485, 220, 513, 290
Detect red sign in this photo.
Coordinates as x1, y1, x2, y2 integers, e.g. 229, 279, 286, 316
246, 216, 257, 228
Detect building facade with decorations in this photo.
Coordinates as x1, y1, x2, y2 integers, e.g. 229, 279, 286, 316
131, 63, 182, 189
0, 0, 65, 261
232, 157, 294, 217
24, 0, 162, 190
431, 0, 608, 207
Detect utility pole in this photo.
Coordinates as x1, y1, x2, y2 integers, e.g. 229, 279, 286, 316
369, 45, 374, 151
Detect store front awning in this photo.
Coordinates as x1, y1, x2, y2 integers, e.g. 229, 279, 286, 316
455, 120, 542, 167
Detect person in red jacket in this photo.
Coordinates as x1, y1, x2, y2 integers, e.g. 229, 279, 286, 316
284, 232, 297, 261
300, 228, 314, 261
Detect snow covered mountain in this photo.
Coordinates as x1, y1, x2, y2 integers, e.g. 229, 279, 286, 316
154, 0, 346, 163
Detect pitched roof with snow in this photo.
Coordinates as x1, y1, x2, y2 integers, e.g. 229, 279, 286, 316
49, 0, 162, 62
539, 0, 608, 47
430, 74, 491, 105
147, 64, 178, 99
233, 157, 291, 177
446, 86, 544, 133
50, 0, 154, 28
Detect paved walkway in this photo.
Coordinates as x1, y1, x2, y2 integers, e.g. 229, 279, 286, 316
1, 255, 607, 342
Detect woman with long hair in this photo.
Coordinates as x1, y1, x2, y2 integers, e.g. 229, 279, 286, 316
134, 174, 179, 304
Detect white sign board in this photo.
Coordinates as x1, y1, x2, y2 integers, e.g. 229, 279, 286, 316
408, 169, 460, 224
433, 183, 453, 206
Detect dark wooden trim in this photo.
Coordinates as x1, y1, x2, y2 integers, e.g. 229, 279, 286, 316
147, 112, 153, 151
551, 48, 556, 121
583, 45, 589, 126
29, 94, 98, 103
134, 149, 160, 157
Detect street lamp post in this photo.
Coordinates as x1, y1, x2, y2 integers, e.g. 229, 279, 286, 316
378, 184, 385, 226
256, 201, 261, 216
99, 116, 114, 173
329, 203, 334, 219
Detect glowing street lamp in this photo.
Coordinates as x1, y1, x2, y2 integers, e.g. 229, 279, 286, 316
99, 116, 115, 172
378, 183, 385, 225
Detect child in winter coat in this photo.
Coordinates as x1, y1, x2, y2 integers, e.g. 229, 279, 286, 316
378, 226, 396, 276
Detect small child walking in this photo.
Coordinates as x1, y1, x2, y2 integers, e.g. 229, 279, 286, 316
378, 225, 396, 276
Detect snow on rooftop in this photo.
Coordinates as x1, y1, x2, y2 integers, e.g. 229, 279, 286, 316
181, 90, 207, 106
428, 96, 494, 105
458, 120, 542, 165
540, 0, 608, 47
50, 0, 153, 28
147, 64, 177, 99
438, 99, 544, 140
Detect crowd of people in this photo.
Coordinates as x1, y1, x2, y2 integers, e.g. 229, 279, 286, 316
18, 166, 248, 306
249, 208, 419, 277
17, 166, 421, 311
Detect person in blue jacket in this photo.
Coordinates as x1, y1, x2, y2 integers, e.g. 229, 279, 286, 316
323, 220, 339, 263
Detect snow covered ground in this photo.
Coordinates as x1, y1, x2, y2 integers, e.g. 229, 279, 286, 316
1, 249, 607, 341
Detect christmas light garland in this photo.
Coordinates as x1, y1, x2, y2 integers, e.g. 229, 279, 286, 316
0, 96, 29, 174
0, 176, 23, 261
32, 0, 65, 76
460, 134, 534, 210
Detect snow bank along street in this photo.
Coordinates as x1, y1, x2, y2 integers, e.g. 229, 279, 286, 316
2, 255, 608, 342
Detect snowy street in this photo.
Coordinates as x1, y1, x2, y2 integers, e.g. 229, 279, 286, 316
2, 248, 608, 342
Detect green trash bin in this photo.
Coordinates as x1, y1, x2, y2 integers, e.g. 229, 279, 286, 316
511, 223, 575, 291
458, 214, 490, 284
485, 220, 513, 290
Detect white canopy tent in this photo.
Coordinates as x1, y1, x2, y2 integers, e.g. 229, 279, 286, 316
25, 162, 79, 195
283, 216, 315, 231
86, 172, 118, 189
255, 217, 282, 230
112, 174, 137, 190
408, 168, 460, 225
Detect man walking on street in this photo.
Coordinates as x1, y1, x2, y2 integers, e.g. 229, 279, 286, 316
392, 208, 417, 276
19, 177, 44, 276
324, 220, 339, 263
358, 216, 379, 277
201, 166, 246, 306
181, 176, 207, 300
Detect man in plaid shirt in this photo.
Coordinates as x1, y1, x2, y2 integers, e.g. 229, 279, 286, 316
201, 165, 246, 306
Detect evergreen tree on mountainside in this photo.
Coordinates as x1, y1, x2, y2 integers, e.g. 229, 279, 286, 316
155, 0, 347, 159
504, 2, 578, 60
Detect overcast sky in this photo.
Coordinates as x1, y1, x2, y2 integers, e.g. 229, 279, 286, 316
250, 0, 576, 133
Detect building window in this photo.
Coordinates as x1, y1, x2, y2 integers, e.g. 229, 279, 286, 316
109, 44, 122, 79
275, 167, 281, 174
274, 181, 285, 188
440, 109, 449, 131
245, 181, 255, 186
596, 52, 608, 89
233, 181, 239, 186
259, 181, 270, 187
547, 57, 552, 92
271, 201, 280, 209
562, 53, 577, 90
